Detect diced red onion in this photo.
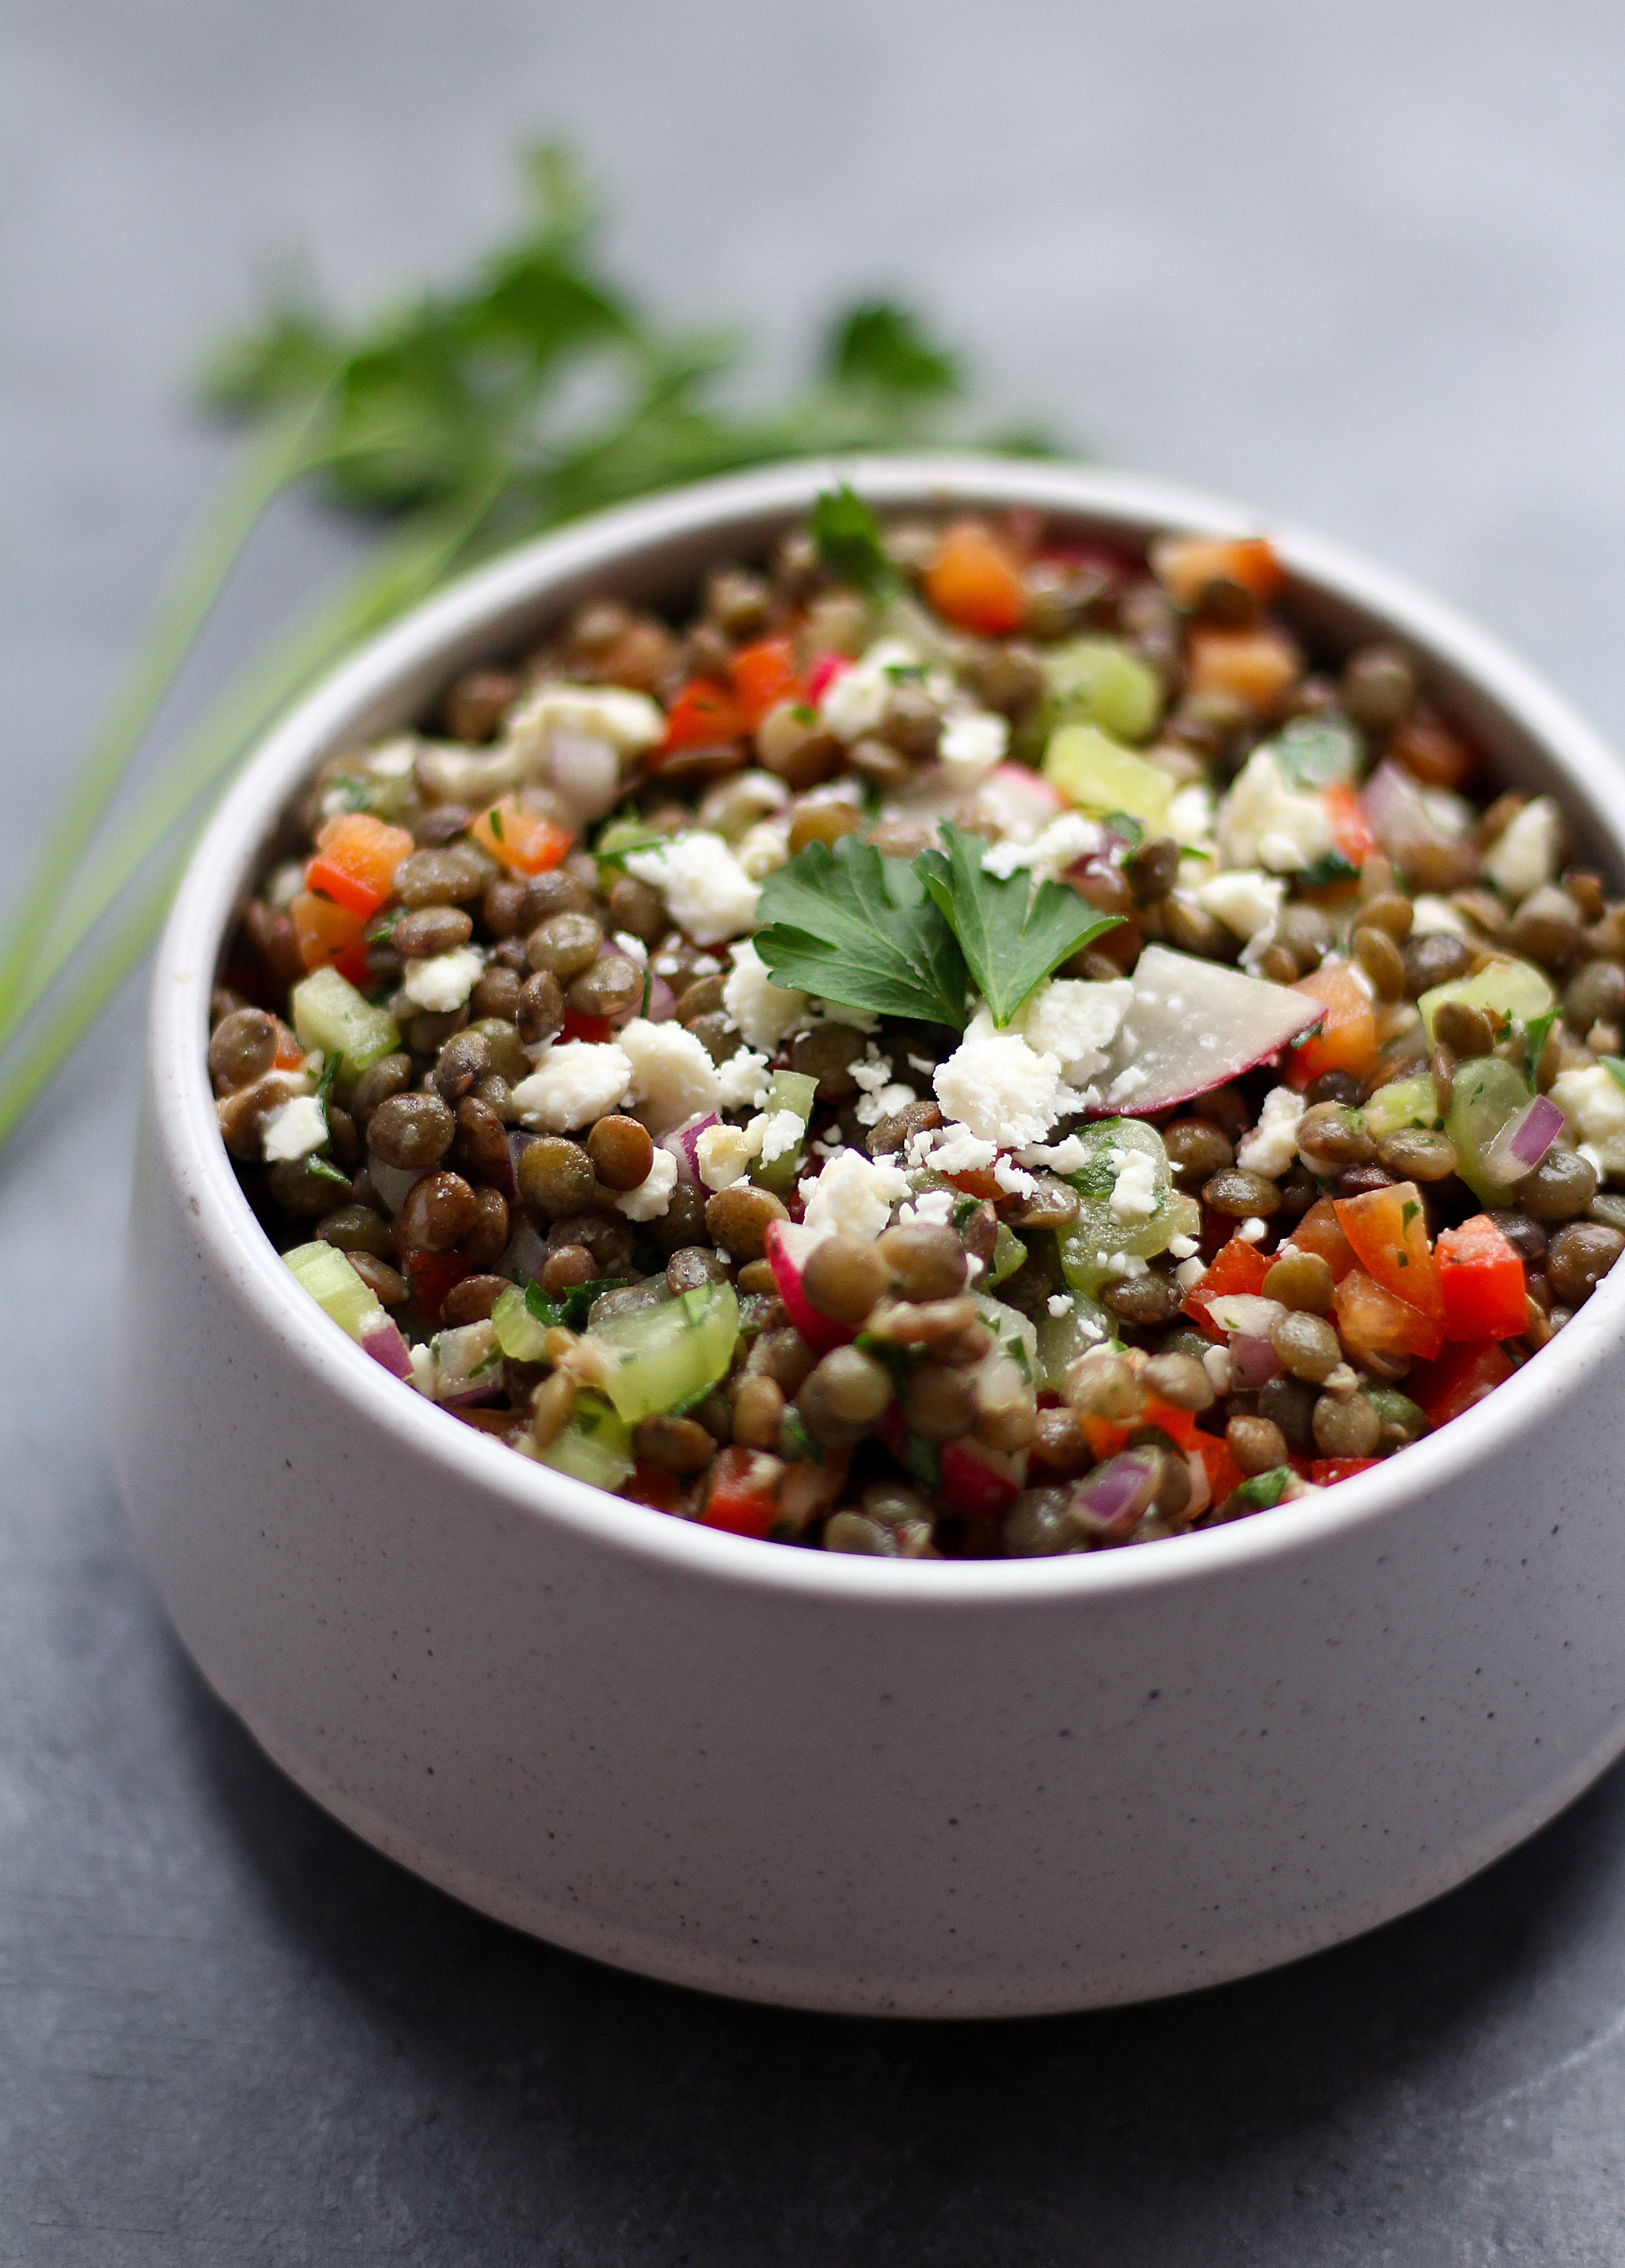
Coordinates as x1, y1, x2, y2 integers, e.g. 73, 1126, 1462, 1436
370, 1161, 427, 1216
1074, 1454, 1155, 1538
1361, 758, 1474, 884
1228, 1331, 1281, 1390
659, 1110, 719, 1187
496, 1216, 550, 1285
548, 729, 621, 821
360, 1317, 413, 1380
1487, 1092, 1566, 1181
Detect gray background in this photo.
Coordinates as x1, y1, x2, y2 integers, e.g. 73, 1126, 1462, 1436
5, 1, 1625, 2259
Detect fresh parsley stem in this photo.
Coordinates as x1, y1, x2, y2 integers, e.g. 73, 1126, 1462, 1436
0, 403, 319, 1035
0, 480, 499, 1058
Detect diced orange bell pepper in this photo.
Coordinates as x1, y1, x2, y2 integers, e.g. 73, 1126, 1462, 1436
1183, 1236, 1270, 1339
941, 1166, 1004, 1205
470, 797, 574, 876
1333, 1265, 1443, 1363
1391, 714, 1476, 792
1082, 1393, 1197, 1463
1407, 1339, 1515, 1428
1310, 1457, 1382, 1486
291, 889, 370, 982
1150, 534, 1286, 607
1185, 623, 1302, 713
1288, 1196, 1357, 1283
1322, 783, 1378, 869
304, 812, 414, 919
923, 520, 1028, 635
1334, 1181, 1443, 1324
729, 637, 801, 729
701, 1445, 784, 1539
660, 677, 747, 753
1436, 1214, 1528, 1342
1286, 962, 1379, 1091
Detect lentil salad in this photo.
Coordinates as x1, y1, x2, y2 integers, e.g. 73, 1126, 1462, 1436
210, 495, 1625, 1557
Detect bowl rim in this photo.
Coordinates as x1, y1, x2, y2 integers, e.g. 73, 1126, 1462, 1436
148, 450, 1625, 1608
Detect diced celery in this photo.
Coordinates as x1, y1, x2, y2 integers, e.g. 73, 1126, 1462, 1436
1446, 1055, 1532, 1204
535, 1392, 635, 1491
491, 1283, 552, 1363
290, 967, 400, 1086
1419, 958, 1554, 1045
434, 1320, 502, 1399
751, 1069, 819, 1194
970, 1292, 1038, 1386
1363, 1074, 1441, 1142
1041, 637, 1163, 744
1056, 1121, 1185, 1293
986, 1222, 1028, 1289
588, 1280, 740, 1424
284, 1239, 384, 1341
1034, 1291, 1113, 1393
1042, 723, 1173, 831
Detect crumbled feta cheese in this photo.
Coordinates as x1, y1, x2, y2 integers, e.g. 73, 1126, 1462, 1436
1237, 1216, 1269, 1244
722, 939, 805, 1051
261, 1095, 329, 1163
818, 654, 893, 740
615, 1146, 678, 1220
614, 931, 649, 967
1202, 1342, 1231, 1391
993, 1155, 1037, 1196
1047, 1293, 1073, 1319
505, 681, 665, 759
1195, 867, 1286, 941
691, 953, 721, 977
696, 1121, 762, 1192
1015, 1132, 1092, 1174
1217, 748, 1333, 873
735, 818, 791, 880
1104, 1251, 1148, 1279
929, 1125, 999, 1174
938, 709, 1010, 786
407, 1341, 437, 1396
623, 832, 761, 945
1168, 1234, 1200, 1262
898, 1187, 956, 1228
934, 1008, 1071, 1149
1236, 1085, 1305, 1178
1107, 1146, 1158, 1221
617, 1017, 721, 1134
801, 1148, 910, 1243
1410, 895, 1469, 937
1484, 796, 1562, 903
983, 811, 1103, 882
1019, 977, 1133, 1084
1553, 1064, 1625, 1173
851, 1051, 894, 1094
752, 1108, 806, 1166
512, 1040, 634, 1131
855, 1081, 917, 1129
1167, 782, 1217, 844
715, 1045, 772, 1110
402, 944, 484, 1013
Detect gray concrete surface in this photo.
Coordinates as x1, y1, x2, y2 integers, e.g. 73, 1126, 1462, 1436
5, 1, 1625, 2259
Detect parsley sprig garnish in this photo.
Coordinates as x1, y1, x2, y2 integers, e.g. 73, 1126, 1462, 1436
0, 146, 1050, 1151
754, 822, 1119, 1031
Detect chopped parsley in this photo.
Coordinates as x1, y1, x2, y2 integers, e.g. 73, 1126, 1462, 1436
916, 824, 1120, 1027
809, 482, 898, 598
524, 1275, 630, 1332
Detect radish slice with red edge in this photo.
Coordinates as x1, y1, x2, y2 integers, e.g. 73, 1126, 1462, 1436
1087, 945, 1322, 1117
764, 1218, 852, 1354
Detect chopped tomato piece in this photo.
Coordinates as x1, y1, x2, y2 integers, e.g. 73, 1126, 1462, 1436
270, 1018, 306, 1071
1151, 534, 1285, 607
1286, 962, 1379, 1091
1185, 623, 1301, 713
1436, 1214, 1527, 1342
560, 1008, 614, 1045
941, 1166, 1003, 1205
304, 812, 414, 919
1183, 1236, 1270, 1340
1083, 1393, 1197, 1462
923, 520, 1027, 635
1335, 1181, 1443, 1323
1322, 783, 1378, 869
1391, 713, 1476, 792
729, 637, 800, 729
1192, 1429, 1242, 1508
291, 889, 369, 981
1288, 1196, 1357, 1283
404, 1250, 471, 1325
701, 1445, 784, 1539
470, 797, 574, 876
1333, 1265, 1443, 1362
1310, 1457, 1382, 1486
661, 677, 747, 753
1408, 1339, 1515, 1428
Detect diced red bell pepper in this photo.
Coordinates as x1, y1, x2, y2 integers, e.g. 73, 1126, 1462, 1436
404, 1250, 471, 1325
1333, 1265, 1443, 1362
1334, 1181, 1443, 1325
729, 637, 800, 729
660, 677, 746, 753
304, 812, 414, 920
1407, 1339, 1515, 1428
1310, 1457, 1382, 1487
923, 520, 1027, 635
1286, 962, 1379, 1091
470, 798, 574, 876
1183, 1236, 1270, 1340
941, 1166, 1004, 1205
290, 889, 371, 983
1436, 1214, 1528, 1342
1082, 1394, 1197, 1462
1288, 1196, 1357, 1283
1322, 783, 1379, 869
270, 1018, 306, 1071
1191, 1429, 1242, 1509
700, 1445, 784, 1539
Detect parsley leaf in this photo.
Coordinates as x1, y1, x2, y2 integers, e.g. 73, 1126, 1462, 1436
828, 303, 961, 397
917, 824, 1121, 1027
1602, 1055, 1625, 1095
524, 1275, 629, 1332
809, 483, 897, 597
1299, 849, 1359, 890
754, 834, 968, 1027
1525, 1009, 1558, 1090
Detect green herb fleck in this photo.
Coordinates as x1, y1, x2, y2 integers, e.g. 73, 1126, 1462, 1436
1402, 1199, 1420, 1228
524, 1274, 629, 1332
313, 1049, 343, 1118
1299, 849, 1359, 890
809, 482, 898, 598
1101, 812, 1144, 849
1524, 1009, 1558, 1090
487, 803, 505, 842
300, 1153, 352, 1191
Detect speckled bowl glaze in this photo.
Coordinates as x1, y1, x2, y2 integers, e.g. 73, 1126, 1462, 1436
112, 457, 1625, 2016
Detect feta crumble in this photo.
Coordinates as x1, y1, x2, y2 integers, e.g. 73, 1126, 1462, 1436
1107, 1146, 1158, 1222
512, 1041, 634, 1131
696, 1121, 761, 1192
505, 680, 665, 760
615, 1146, 678, 1220
1195, 867, 1286, 941
715, 1045, 772, 1110
261, 1095, 328, 1163
617, 1017, 722, 1134
1236, 1085, 1304, 1178
623, 832, 761, 945
801, 1149, 910, 1244
753, 1107, 806, 1166
1217, 748, 1334, 874
722, 939, 805, 1051
401, 944, 484, 1013
1484, 796, 1562, 903
1019, 977, 1132, 1084
934, 1008, 1072, 1148
983, 811, 1103, 882
937, 708, 1010, 786
1047, 1293, 1073, 1318
1552, 1064, 1625, 1174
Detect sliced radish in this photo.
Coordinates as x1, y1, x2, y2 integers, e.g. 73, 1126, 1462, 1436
938, 1436, 1026, 1520
971, 763, 1066, 843
1088, 945, 1322, 1116
764, 1218, 851, 1354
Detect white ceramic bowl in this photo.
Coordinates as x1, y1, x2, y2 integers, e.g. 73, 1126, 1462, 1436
113, 457, 1625, 2017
